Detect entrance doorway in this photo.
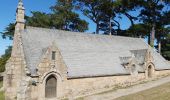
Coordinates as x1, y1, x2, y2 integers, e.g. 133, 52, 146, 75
45, 75, 57, 98
148, 65, 153, 78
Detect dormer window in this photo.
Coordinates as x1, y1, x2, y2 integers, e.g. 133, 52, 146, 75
52, 51, 56, 60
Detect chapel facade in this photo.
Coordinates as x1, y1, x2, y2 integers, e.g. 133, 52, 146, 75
3, 1, 170, 100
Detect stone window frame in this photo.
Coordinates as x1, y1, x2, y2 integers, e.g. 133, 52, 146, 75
52, 51, 56, 60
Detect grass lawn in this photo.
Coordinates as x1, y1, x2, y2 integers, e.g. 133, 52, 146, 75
0, 81, 4, 100
0, 81, 3, 88
115, 82, 170, 100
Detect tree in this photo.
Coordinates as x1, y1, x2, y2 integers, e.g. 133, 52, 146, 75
26, 11, 52, 28
126, 23, 149, 38
76, 0, 104, 34
50, 0, 88, 32
99, 0, 141, 35
98, 0, 119, 35
158, 10, 170, 50
139, 0, 166, 47
77, 0, 142, 35
1, 23, 15, 40
161, 32, 170, 60
0, 46, 12, 72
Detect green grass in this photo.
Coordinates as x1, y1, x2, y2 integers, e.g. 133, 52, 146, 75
75, 97, 84, 100
114, 82, 170, 100
0, 81, 4, 100
0, 81, 3, 88
0, 91, 4, 100
61, 98, 69, 100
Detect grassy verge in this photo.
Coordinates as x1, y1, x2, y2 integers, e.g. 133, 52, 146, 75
114, 82, 170, 100
0, 81, 4, 100
0, 91, 4, 100
0, 81, 3, 88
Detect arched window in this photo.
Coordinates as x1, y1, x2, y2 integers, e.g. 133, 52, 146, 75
45, 75, 57, 98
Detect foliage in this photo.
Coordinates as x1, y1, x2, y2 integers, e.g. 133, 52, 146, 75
50, 0, 88, 32
138, 0, 169, 46
1, 23, 15, 40
161, 33, 170, 60
0, 46, 12, 72
76, 0, 105, 34
99, 0, 142, 35
26, 12, 52, 28
126, 24, 149, 38
76, 0, 142, 35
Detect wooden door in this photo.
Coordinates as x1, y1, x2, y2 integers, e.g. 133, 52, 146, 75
45, 75, 57, 98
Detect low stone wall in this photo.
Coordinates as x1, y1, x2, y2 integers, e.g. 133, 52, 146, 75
64, 73, 145, 97
29, 70, 170, 100
63, 70, 170, 98
155, 70, 170, 76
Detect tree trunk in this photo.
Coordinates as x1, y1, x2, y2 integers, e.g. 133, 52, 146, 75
109, 17, 112, 36
150, 25, 155, 47
96, 23, 99, 34
158, 41, 161, 54
148, 33, 151, 45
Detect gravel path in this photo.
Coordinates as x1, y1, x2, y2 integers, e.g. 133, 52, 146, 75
83, 76, 170, 100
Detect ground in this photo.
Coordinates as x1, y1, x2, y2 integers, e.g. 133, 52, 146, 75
75, 75, 170, 100
115, 82, 170, 100
0, 80, 4, 100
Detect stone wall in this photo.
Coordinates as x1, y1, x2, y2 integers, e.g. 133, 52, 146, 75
28, 69, 170, 100
64, 73, 145, 97
63, 70, 170, 98
29, 73, 146, 100
155, 70, 170, 76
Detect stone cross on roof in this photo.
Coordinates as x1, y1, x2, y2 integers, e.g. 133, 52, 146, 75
17, 0, 24, 8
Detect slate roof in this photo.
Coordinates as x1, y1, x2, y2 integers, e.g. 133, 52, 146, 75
21, 26, 170, 78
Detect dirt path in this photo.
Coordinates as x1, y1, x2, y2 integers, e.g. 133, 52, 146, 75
82, 76, 170, 100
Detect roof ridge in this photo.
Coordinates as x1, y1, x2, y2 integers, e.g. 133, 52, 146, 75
25, 26, 143, 40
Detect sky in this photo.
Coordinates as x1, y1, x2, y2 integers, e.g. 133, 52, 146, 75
0, 0, 55, 56
0, 0, 134, 56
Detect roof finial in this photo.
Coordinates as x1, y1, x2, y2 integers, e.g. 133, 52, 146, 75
16, 0, 25, 30
17, 0, 24, 9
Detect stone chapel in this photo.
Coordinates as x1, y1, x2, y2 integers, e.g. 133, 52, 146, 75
3, 0, 170, 100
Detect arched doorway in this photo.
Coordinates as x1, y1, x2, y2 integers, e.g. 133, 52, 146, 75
45, 75, 57, 98
148, 65, 152, 77
147, 64, 155, 78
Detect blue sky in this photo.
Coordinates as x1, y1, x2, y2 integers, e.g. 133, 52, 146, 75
0, 0, 56, 56
0, 0, 135, 56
